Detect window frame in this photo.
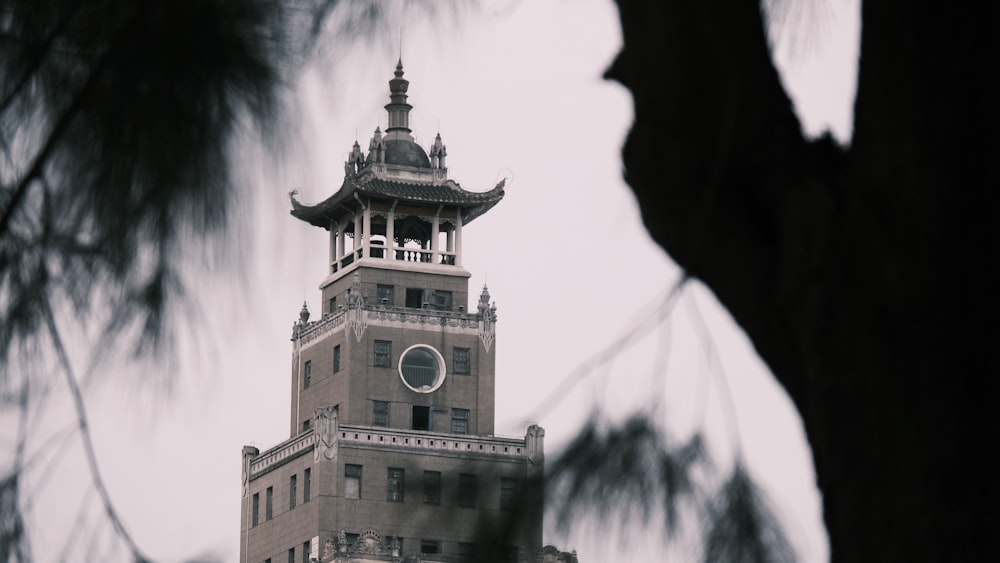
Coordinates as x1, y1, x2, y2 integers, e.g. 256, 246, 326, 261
420, 539, 441, 555
252, 492, 260, 526
500, 478, 517, 511
412, 405, 430, 431
458, 473, 478, 508
428, 290, 452, 311
374, 340, 392, 368
373, 400, 389, 427
451, 408, 469, 434
377, 284, 395, 306
266, 486, 273, 520
423, 470, 441, 505
333, 344, 341, 372
289, 474, 297, 509
387, 467, 404, 502
398, 344, 447, 393
453, 347, 471, 375
345, 464, 362, 499
303, 360, 312, 389
303, 468, 311, 503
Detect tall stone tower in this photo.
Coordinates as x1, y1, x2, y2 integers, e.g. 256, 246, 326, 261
240, 62, 544, 563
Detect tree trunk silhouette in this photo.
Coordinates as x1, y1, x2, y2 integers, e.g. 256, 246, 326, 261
608, 1, 999, 561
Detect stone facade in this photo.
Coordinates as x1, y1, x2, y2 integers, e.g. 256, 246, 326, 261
240, 62, 542, 563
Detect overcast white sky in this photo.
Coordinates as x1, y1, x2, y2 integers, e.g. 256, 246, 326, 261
21, 0, 859, 561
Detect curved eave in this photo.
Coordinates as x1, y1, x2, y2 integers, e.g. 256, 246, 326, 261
289, 178, 506, 230
288, 180, 359, 229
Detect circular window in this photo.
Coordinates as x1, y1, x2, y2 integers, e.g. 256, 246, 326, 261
398, 345, 446, 393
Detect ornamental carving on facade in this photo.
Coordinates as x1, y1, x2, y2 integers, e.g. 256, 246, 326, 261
314, 406, 340, 462
347, 272, 368, 341
477, 285, 498, 352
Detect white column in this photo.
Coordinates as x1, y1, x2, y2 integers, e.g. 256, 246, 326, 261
430, 213, 440, 264
337, 223, 346, 259
454, 212, 463, 267
386, 211, 395, 261
353, 212, 361, 256
329, 222, 337, 272
362, 207, 371, 258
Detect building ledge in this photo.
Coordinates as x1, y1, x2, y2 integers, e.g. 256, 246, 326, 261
336, 424, 528, 462
249, 425, 536, 480
294, 303, 483, 347
248, 430, 315, 479
319, 256, 471, 290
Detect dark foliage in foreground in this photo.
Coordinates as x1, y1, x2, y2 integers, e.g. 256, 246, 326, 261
0, 0, 301, 361
1, 1, 334, 560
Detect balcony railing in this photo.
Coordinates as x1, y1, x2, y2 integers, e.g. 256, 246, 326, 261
331, 246, 457, 273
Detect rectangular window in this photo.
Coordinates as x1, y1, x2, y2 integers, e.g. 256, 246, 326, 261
301, 420, 311, 433
266, 486, 273, 520
289, 474, 297, 509
329, 296, 336, 314
451, 408, 469, 434
377, 284, 394, 306
288, 548, 294, 563
458, 474, 478, 508
374, 340, 391, 367
458, 543, 475, 559
252, 492, 259, 526
345, 464, 362, 499
412, 405, 430, 431
453, 347, 471, 375
333, 345, 341, 372
303, 360, 312, 389
405, 287, 424, 308
373, 400, 389, 426
303, 468, 311, 503
387, 468, 404, 502
302, 542, 310, 563
423, 471, 441, 505
420, 540, 441, 555
429, 290, 452, 311
500, 478, 517, 510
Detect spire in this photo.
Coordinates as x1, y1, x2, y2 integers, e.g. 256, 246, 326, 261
368, 127, 384, 163
429, 132, 447, 169
298, 301, 310, 325
385, 60, 413, 135
345, 139, 365, 175
477, 284, 495, 320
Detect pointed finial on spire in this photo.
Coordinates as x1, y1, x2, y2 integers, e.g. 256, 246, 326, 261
298, 301, 310, 325
386, 61, 412, 134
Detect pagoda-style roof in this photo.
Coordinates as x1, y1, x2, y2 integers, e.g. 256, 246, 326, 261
290, 61, 506, 231
289, 175, 505, 230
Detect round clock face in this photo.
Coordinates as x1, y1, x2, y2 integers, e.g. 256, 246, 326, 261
398, 344, 446, 393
